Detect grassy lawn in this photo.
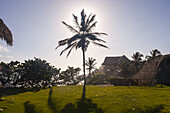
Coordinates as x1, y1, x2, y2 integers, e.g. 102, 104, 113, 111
0, 85, 170, 113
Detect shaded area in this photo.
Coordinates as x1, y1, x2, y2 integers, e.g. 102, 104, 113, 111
47, 88, 102, 113
123, 104, 164, 113
81, 85, 86, 101
24, 101, 42, 113
133, 54, 170, 86
47, 88, 60, 113
61, 98, 103, 113
0, 88, 40, 97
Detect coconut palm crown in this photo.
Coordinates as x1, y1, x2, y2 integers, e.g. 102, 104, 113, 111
145, 49, 162, 61
56, 9, 108, 57
56, 9, 108, 99
85, 57, 97, 75
131, 52, 144, 73
0, 18, 13, 46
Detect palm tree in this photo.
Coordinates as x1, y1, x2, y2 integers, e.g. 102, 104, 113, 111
131, 52, 144, 73
56, 9, 108, 99
0, 18, 13, 46
145, 49, 162, 61
85, 57, 97, 76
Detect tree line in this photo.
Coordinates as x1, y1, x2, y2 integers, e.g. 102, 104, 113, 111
0, 57, 84, 88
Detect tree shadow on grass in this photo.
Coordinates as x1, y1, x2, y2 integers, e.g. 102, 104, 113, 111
123, 104, 164, 113
47, 88, 60, 113
60, 98, 103, 113
47, 88, 103, 113
24, 101, 42, 113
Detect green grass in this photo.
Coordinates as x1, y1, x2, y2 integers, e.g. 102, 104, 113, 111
0, 85, 170, 113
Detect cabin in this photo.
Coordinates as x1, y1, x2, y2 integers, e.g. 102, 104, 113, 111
133, 54, 170, 86
101, 55, 132, 76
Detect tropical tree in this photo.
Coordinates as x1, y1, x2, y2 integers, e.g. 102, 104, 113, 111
119, 62, 132, 78
131, 52, 144, 74
145, 49, 162, 61
56, 9, 108, 99
85, 57, 97, 76
19, 58, 60, 88
0, 61, 20, 85
0, 18, 13, 46
59, 66, 82, 85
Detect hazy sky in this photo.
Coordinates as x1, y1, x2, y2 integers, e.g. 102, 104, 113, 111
1, 0, 170, 71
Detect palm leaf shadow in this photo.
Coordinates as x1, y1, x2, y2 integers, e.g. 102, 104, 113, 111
24, 101, 42, 113
47, 88, 103, 113
60, 98, 103, 113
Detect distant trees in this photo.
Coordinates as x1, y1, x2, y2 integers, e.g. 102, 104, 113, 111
0, 18, 13, 46
18, 58, 60, 87
131, 52, 144, 73
146, 49, 162, 61
120, 49, 162, 77
85, 57, 97, 76
0, 58, 60, 88
119, 63, 132, 78
56, 9, 108, 99
0, 61, 20, 86
119, 50, 162, 78
58, 66, 82, 85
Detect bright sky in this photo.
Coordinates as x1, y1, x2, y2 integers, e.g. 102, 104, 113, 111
1, 0, 170, 71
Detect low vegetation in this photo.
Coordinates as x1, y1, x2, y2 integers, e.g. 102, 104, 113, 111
0, 85, 170, 113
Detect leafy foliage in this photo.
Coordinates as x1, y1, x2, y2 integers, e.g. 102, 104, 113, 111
86, 73, 109, 85
146, 49, 162, 61
0, 61, 20, 85
85, 57, 97, 75
59, 66, 82, 85
131, 52, 144, 73
119, 62, 133, 78
0, 58, 60, 88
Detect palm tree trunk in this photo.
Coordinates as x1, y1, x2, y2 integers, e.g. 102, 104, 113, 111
81, 48, 86, 100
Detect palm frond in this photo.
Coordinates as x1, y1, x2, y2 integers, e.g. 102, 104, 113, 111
0, 19, 13, 46
85, 13, 92, 30
67, 34, 80, 44
72, 14, 80, 29
91, 32, 108, 36
60, 42, 77, 56
66, 43, 77, 58
80, 9, 86, 31
88, 14, 96, 25
87, 21, 97, 32
85, 34, 106, 43
76, 39, 85, 49
62, 21, 79, 33
85, 40, 90, 51
92, 42, 108, 48
55, 38, 69, 49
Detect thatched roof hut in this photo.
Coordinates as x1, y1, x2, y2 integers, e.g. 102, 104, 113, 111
133, 54, 170, 86
102, 55, 131, 65
0, 18, 13, 46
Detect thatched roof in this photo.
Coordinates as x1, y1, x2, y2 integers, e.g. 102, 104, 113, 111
102, 55, 131, 65
0, 18, 13, 46
133, 54, 170, 85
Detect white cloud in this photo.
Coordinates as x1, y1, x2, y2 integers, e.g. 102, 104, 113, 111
0, 45, 9, 52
